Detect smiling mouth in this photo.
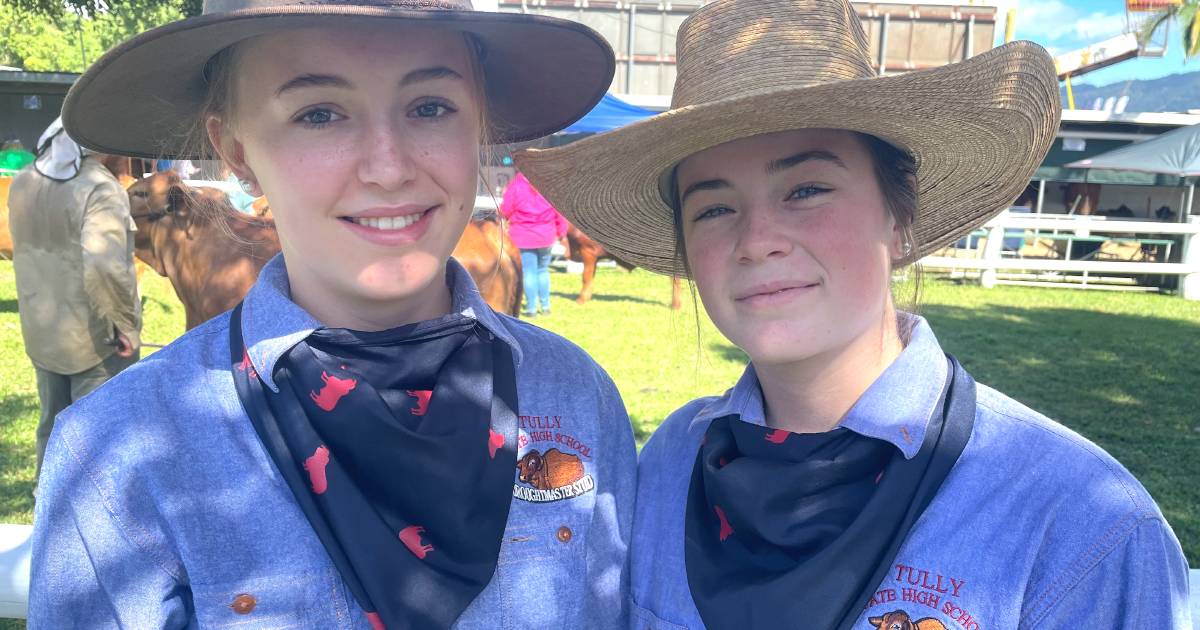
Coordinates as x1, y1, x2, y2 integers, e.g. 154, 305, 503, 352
737, 283, 819, 301
340, 207, 433, 231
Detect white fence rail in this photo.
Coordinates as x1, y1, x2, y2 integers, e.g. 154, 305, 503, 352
921, 213, 1200, 299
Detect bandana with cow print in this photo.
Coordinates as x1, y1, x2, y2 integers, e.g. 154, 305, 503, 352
229, 304, 518, 630
685, 356, 975, 630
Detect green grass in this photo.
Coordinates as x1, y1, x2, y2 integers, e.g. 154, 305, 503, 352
0, 261, 1196, 590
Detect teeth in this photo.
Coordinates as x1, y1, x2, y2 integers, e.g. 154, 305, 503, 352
349, 213, 421, 230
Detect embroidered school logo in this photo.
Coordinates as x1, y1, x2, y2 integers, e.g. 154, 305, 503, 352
406, 389, 432, 416
862, 563, 977, 630
398, 525, 434, 559
867, 610, 947, 630
512, 448, 595, 503
303, 445, 331, 494
309, 371, 357, 411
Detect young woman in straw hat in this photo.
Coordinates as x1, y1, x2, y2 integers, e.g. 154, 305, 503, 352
517, 0, 1193, 628
29, 2, 636, 628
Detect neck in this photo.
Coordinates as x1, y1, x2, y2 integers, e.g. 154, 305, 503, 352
286, 260, 454, 332
755, 307, 905, 434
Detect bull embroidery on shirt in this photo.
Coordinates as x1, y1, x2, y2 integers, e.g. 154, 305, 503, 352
511, 415, 596, 503
867, 610, 947, 630
861, 563, 979, 630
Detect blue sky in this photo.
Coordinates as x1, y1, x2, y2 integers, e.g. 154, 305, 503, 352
1009, 0, 1194, 87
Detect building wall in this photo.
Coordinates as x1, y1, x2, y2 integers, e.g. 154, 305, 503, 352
0, 87, 66, 153
498, 1, 999, 98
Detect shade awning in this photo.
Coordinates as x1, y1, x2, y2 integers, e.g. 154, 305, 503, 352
562, 93, 656, 134
1067, 123, 1200, 177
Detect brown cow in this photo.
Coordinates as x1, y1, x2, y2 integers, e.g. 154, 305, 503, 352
566, 224, 682, 310
129, 172, 281, 330
868, 610, 947, 630
130, 173, 522, 329
515, 448, 585, 491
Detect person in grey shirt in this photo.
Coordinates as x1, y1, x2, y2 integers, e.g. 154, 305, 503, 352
8, 117, 140, 480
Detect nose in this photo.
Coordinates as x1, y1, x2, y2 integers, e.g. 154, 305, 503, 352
734, 205, 792, 265
356, 120, 417, 191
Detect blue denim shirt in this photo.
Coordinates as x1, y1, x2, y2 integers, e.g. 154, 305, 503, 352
631, 316, 1192, 629
30, 255, 636, 629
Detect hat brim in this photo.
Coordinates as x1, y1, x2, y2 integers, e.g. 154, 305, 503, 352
516, 41, 1061, 277
63, 7, 615, 158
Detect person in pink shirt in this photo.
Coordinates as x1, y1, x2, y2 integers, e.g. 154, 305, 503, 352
501, 171, 570, 316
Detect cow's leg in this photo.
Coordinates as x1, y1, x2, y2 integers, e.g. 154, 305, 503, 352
670, 277, 683, 310
578, 253, 597, 304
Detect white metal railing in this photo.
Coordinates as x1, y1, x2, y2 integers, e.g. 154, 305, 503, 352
921, 213, 1200, 299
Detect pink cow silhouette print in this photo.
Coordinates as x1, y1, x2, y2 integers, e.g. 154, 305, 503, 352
714, 505, 734, 541
310, 371, 357, 412
867, 610, 947, 630
488, 429, 505, 459
406, 389, 432, 416
399, 525, 434, 559
765, 429, 790, 444
303, 445, 331, 494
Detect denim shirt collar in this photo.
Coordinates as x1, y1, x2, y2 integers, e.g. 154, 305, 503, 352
240, 254, 523, 393
690, 314, 947, 459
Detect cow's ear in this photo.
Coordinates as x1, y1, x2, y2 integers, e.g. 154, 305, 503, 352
868, 617, 882, 626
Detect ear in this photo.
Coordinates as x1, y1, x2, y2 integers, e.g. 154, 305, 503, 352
206, 114, 262, 197
166, 184, 193, 216
868, 617, 882, 626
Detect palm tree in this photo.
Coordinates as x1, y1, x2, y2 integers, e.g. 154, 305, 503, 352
1138, 0, 1200, 59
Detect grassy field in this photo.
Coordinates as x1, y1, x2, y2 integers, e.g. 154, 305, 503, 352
1, 260, 1197, 574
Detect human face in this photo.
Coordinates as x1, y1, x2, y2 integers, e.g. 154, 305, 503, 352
676, 129, 904, 368
208, 24, 482, 329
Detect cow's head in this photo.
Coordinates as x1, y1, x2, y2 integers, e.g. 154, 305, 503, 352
515, 450, 545, 485
128, 172, 215, 273
868, 611, 916, 630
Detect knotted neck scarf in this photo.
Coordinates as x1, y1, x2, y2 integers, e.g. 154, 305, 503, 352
229, 303, 518, 630
685, 356, 975, 630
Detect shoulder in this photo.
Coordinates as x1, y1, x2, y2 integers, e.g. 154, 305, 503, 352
969, 382, 1160, 517
498, 314, 618, 390
55, 312, 236, 462
639, 396, 719, 469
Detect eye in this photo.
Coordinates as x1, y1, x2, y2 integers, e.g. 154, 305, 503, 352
693, 205, 733, 222
409, 99, 457, 119
785, 185, 830, 201
130, 190, 148, 198
295, 108, 343, 128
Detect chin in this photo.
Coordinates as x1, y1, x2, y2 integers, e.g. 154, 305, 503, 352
354, 255, 445, 300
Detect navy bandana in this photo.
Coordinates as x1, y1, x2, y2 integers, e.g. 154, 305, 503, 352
230, 304, 518, 630
685, 356, 974, 630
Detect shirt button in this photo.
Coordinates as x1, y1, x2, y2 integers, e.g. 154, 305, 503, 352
231, 593, 256, 615
556, 526, 573, 543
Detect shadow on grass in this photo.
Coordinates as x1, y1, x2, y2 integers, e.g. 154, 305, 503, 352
0, 393, 37, 524
924, 302, 1200, 564
0, 298, 16, 314
709, 342, 749, 365
549, 290, 665, 307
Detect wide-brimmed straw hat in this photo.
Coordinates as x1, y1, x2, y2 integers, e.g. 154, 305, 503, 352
515, 0, 1061, 276
62, 0, 614, 158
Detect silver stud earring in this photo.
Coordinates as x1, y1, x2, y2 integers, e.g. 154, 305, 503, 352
239, 179, 257, 195
900, 240, 913, 258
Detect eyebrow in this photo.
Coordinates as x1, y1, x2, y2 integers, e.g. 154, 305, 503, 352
274, 66, 464, 97
766, 150, 847, 175
679, 179, 731, 208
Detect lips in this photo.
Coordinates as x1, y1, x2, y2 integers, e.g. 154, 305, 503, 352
339, 205, 434, 231
734, 280, 819, 302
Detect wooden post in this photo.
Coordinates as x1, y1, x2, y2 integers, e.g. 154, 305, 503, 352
1182, 216, 1200, 300
980, 222, 1005, 288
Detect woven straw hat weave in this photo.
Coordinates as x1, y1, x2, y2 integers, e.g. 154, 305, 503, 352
515, 0, 1061, 277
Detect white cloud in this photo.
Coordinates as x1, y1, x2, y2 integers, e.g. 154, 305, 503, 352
1015, 0, 1127, 44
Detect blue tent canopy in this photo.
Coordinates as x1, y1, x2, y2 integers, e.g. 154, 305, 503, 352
563, 93, 656, 134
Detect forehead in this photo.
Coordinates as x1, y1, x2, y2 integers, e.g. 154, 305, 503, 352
235, 23, 472, 82
678, 129, 870, 180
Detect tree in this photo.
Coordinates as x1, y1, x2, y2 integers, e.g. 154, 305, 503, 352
14, 0, 200, 19
0, 0, 187, 72
1139, 0, 1200, 60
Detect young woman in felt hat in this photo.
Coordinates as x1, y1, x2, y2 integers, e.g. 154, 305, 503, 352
517, 0, 1193, 628
29, 2, 636, 628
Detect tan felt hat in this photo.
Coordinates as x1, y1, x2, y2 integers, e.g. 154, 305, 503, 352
515, 0, 1061, 277
62, 0, 615, 158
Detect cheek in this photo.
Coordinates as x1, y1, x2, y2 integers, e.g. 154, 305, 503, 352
808, 205, 893, 298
